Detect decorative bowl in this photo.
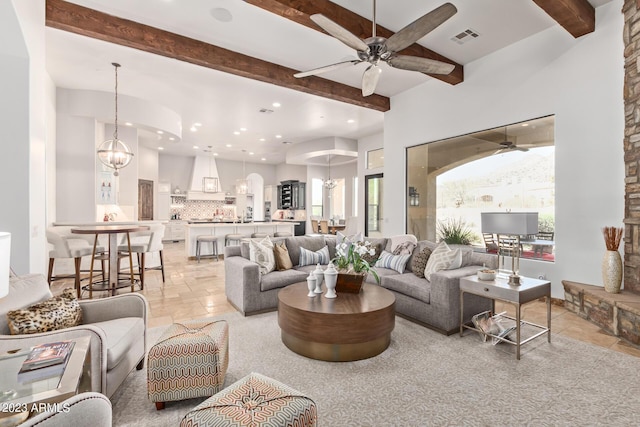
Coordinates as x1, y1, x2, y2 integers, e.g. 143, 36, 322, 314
477, 269, 497, 281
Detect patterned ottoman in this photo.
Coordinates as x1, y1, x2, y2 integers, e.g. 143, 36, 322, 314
148, 320, 229, 410
179, 372, 317, 427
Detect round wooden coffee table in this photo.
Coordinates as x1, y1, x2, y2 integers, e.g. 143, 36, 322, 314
277, 282, 395, 362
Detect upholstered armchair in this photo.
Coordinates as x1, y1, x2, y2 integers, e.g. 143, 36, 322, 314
22, 392, 112, 427
0, 274, 147, 398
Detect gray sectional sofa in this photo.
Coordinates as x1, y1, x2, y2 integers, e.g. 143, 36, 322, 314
224, 235, 498, 335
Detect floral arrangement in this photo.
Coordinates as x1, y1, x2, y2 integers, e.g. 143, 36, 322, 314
602, 226, 623, 251
333, 240, 380, 284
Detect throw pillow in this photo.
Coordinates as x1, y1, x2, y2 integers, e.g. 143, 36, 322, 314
249, 236, 276, 275
299, 246, 330, 266
447, 248, 463, 270
375, 250, 411, 274
423, 241, 459, 281
7, 288, 82, 335
392, 240, 416, 255
273, 241, 293, 271
411, 247, 432, 278
389, 234, 418, 253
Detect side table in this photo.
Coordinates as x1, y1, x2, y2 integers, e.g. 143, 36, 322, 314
459, 274, 551, 360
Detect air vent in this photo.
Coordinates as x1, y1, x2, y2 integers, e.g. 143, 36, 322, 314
451, 28, 480, 45
259, 108, 274, 114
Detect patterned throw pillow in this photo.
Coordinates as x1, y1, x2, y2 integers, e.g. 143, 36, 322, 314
375, 250, 411, 274
411, 247, 432, 278
299, 246, 330, 266
389, 234, 418, 253
273, 242, 293, 271
423, 241, 461, 281
249, 236, 276, 275
7, 288, 82, 335
392, 241, 416, 255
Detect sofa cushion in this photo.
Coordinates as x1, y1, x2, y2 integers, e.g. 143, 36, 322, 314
7, 288, 82, 335
241, 237, 286, 260
375, 250, 411, 274
274, 242, 293, 271
260, 269, 308, 292
91, 317, 145, 370
411, 246, 432, 278
0, 274, 53, 335
383, 273, 431, 304
299, 246, 330, 266
424, 241, 459, 281
286, 236, 326, 267
249, 236, 276, 275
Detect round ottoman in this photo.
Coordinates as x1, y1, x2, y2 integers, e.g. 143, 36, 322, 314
179, 372, 317, 426
147, 320, 229, 410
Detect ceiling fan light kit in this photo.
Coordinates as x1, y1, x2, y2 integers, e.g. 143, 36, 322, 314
294, 2, 458, 97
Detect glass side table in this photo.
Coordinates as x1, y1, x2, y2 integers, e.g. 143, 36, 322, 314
0, 335, 91, 425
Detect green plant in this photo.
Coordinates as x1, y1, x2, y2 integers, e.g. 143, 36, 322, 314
538, 213, 555, 232
437, 218, 477, 245
333, 241, 380, 284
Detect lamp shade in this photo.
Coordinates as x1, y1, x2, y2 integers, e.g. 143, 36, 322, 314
0, 232, 11, 298
481, 212, 539, 235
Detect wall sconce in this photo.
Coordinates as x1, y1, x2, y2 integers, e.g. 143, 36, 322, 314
409, 187, 420, 207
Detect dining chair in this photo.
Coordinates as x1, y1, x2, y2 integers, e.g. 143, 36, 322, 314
117, 223, 166, 290
319, 220, 329, 234
311, 219, 320, 234
482, 232, 498, 254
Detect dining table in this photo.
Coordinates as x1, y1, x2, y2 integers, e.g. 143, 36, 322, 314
327, 224, 346, 235
71, 224, 149, 296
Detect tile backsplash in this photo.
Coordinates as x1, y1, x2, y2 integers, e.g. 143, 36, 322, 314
172, 199, 236, 219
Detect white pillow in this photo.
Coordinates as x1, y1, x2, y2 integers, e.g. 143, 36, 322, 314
249, 236, 276, 275
299, 246, 330, 266
423, 241, 459, 281
375, 250, 411, 274
447, 248, 463, 270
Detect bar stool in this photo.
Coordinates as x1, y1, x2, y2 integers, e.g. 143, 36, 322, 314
196, 235, 219, 262
251, 233, 269, 238
274, 232, 292, 237
225, 233, 243, 246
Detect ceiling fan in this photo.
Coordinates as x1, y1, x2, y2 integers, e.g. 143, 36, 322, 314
294, 1, 458, 97
494, 127, 529, 154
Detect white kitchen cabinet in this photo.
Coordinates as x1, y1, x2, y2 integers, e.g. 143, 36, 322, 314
163, 220, 187, 242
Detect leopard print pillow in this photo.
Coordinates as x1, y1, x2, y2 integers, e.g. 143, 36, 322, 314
7, 288, 82, 335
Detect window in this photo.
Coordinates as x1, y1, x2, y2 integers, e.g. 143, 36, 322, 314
327, 178, 345, 220
311, 178, 324, 217
367, 149, 384, 169
406, 116, 555, 262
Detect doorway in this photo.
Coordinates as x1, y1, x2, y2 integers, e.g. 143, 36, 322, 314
138, 179, 154, 220
365, 173, 383, 237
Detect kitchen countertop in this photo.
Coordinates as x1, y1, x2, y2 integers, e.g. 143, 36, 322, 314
186, 221, 299, 226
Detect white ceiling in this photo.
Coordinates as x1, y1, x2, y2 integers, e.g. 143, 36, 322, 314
46, 0, 612, 163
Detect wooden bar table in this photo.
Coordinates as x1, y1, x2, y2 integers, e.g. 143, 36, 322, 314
71, 225, 149, 296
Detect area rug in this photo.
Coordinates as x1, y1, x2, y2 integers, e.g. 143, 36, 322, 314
111, 312, 640, 426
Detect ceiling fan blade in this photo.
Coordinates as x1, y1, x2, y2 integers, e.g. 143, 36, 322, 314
388, 55, 455, 75
385, 3, 457, 53
310, 14, 370, 52
362, 64, 382, 97
294, 60, 362, 78
515, 146, 529, 152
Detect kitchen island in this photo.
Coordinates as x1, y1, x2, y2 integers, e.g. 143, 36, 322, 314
184, 222, 297, 258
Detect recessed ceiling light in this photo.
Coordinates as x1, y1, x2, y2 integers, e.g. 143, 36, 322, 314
169, 137, 175, 141
214, 153, 219, 156
226, 144, 232, 148
261, 157, 266, 161
240, 127, 247, 132
347, 119, 355, 124
233, 131, 240, 135
125, 122, 133, 126
249, 152, 254, 155
193, 145, 199, 149
194, 122, 202, 127
282, 141, 293, 145
210, 7, 232, 22
272, 102, 281, 108
158, 147, 164, 150
521, 123, 529, 127
157, 130, 164, 134
190, 126, 197, 132
275, 135, 282, 139
259, 138, 266, 142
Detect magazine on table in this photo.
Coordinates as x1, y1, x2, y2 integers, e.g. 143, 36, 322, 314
471, 311, 516, 344
17, 341, 75, 383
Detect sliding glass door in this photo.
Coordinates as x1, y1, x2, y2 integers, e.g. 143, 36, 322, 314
365, 173, 383, 237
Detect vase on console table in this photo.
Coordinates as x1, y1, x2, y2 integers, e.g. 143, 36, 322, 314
312, 264, 324, 294
323, 262, 338, 298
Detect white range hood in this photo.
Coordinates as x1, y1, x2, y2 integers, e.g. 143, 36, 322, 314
187, 156, 225, 201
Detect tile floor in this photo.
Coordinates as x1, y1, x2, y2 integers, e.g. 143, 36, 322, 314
51, 241, 640, 359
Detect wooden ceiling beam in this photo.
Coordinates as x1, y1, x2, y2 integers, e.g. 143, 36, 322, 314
244, 0, 463, 85
532, 0, 595, 38
45, 0, 390, 112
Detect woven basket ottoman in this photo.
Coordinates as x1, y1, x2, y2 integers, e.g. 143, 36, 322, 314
179, 372, 317, 427
148, 320, 229, 410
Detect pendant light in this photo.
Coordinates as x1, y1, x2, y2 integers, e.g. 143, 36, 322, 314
324, 155, 337, 189
97, 63, 134, 176
236, 150, 249, 194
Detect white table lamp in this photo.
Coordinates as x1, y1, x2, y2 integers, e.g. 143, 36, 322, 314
481, 213, 538, 285
0, 232, 11, 298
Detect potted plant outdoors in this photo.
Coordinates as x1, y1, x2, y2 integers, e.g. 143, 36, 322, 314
436, 217, 478, 246
333, 240, 380, 293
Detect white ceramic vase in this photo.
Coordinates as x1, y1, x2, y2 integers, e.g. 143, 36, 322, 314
313, 263, 324, 294
602, 250, 622, 294
306, 273, 317, 297
323, 262, 338, 298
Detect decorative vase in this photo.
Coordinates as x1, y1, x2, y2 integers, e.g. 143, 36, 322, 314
335, 271, 365, 293
602, 250, 622, 293
313, 263, 324, 294
306, 273, 317, 297
324, 262, 338, 298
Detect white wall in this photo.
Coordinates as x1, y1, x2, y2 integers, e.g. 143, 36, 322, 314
158, 153, 193, 193
383, 1, 624, 298
357, 132, 384, 234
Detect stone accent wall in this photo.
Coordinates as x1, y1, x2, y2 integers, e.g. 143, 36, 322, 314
624, 0, 640, 293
